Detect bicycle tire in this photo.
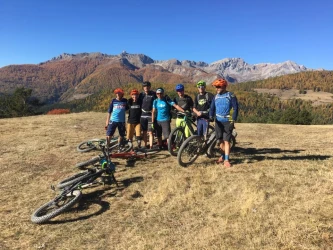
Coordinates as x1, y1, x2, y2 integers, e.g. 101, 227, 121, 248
77, 139, 101, 153
168, 127, 186, 156
31, 190, 82, 224
56, 169, 103, 189
75, 156, 101, 169
108, 140, 133, 153
177, 135, 202, 167
206, 135, 236, 158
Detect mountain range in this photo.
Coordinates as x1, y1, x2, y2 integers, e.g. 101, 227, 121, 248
0, 51, 314, 103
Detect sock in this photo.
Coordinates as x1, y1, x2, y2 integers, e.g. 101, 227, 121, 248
225, 155, 229, 161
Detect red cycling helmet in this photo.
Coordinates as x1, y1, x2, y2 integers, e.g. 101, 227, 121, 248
212, 79, 228, 88
130, 89, 139, 95
114, 88, 124, 94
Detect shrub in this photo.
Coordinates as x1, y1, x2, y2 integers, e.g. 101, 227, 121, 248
46, 109, 70, 115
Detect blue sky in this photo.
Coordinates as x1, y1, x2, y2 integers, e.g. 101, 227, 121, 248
1, 0, 333, 69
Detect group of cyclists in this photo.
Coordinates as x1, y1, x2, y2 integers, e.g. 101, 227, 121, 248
105, 79, 238, 167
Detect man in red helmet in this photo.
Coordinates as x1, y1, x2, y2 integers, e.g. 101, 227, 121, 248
105, 88, 129, 147
209, 79, 238, 168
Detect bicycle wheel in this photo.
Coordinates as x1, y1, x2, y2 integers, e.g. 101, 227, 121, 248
168, 127, 185, 156
75, 156, 101, 169
108, 140, 133, 153
77, 139, 101, 153
177, 135, 202, 167
31, 190, 82, 224
56, 169, 103, 189
207, 135, 236, 158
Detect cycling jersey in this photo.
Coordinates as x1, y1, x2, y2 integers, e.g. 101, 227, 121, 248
193, 92, 214, 119
209, 92, 238, 122
139, 90, 157, 116
153, 97, 175, 122
127, 98, 142, 124
107, 98, 128, 122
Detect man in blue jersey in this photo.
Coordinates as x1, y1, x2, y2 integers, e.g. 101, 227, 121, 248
105, 88, 129, 147
152, 88, 185, 149
209, 79, 238, 168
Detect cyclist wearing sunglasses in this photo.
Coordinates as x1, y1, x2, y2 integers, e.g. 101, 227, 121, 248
209, 79, 238, 168
193, 80, 214, 137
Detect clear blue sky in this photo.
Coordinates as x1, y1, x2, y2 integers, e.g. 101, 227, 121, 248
1, 0, 332, 69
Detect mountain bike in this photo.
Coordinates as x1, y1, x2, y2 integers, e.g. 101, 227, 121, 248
176, 130, 219, 167
75, 147, 160, 169
31, 144, 118, 224
77, 137, 133, 153
168, 111, 214, 156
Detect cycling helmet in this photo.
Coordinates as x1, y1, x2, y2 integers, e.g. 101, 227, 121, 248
142, 81, 151, 87
114, 88, 124, 94
175, 84, 184, 92
130, 89, 139, 95
196, 80, 206, 87
156, 88, 164, 94
212, 78, 228, 88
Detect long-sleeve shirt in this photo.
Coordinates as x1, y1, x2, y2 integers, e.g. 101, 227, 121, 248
209, 91, 238, 122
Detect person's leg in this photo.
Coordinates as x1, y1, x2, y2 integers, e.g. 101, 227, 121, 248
215, 121, 224, 164
127, 123, 134, 142
155, 122, 163, 147
222, 122, 233, 167
106, 121, 116, 147
135, 123, 142, 147
161, 121, 171, 144
197, 118, 203, 136
148, 119, 155, 148
140, 117, 148, 147
118, 122, 126, 146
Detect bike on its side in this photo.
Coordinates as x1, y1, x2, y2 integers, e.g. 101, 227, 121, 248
31, 144, 118, 224
77, 137, 133, 153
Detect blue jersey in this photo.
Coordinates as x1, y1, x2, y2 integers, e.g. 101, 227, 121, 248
153, 97, 175, 122
209, 92, 238, 122
108, 98, 128, 122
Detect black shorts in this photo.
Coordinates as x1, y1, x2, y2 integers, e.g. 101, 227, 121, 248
156, 121, 171, 139
106, 121, 126, 137
140, 116, 154, 132
215, 121, 233, 141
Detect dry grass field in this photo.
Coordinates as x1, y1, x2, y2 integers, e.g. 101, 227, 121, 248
253, 88, 333, 106
1, 112, 333, 250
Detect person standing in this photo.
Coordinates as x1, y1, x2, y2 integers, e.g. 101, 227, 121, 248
105, 88, 129, 147
173, 83, 194, 137
127, 89, 142, 148
209, 79, 238, 168
138, 81, 157, 148
152, 88, 185, 149
193, 80, 215, 138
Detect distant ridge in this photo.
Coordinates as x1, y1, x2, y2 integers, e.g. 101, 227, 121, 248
0, 51, 318, 103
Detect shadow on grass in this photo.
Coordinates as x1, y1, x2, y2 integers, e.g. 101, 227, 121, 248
232, 146, 331, 164
44, 176, 143, 224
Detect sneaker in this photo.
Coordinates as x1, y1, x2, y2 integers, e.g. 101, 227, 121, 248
216, 156, 224, 164
224, 161, 232, 168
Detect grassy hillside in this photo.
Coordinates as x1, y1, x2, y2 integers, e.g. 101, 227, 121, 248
1, 112, 333, 249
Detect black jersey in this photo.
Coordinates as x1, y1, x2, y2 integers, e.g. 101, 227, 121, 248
127, 98, 142, 124
139, 90, 157, 116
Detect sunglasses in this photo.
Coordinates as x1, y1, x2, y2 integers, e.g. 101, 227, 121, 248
156, 93, 163, 95
197, 86, 205, 89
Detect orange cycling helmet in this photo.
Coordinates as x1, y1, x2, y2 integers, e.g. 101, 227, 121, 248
114, 88, 124, 94
130, 89, 139, 95
212, 78, 228, 88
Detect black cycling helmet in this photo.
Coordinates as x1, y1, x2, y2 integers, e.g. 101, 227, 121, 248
142, 81, 151, 87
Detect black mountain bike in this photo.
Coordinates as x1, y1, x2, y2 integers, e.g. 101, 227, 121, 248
31, 145, 118, 224
176, 130, 219, 167
168, 111, 214, 156
77, 137, 133, 153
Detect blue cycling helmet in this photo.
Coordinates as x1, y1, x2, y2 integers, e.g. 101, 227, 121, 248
175, 84, 184, 92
